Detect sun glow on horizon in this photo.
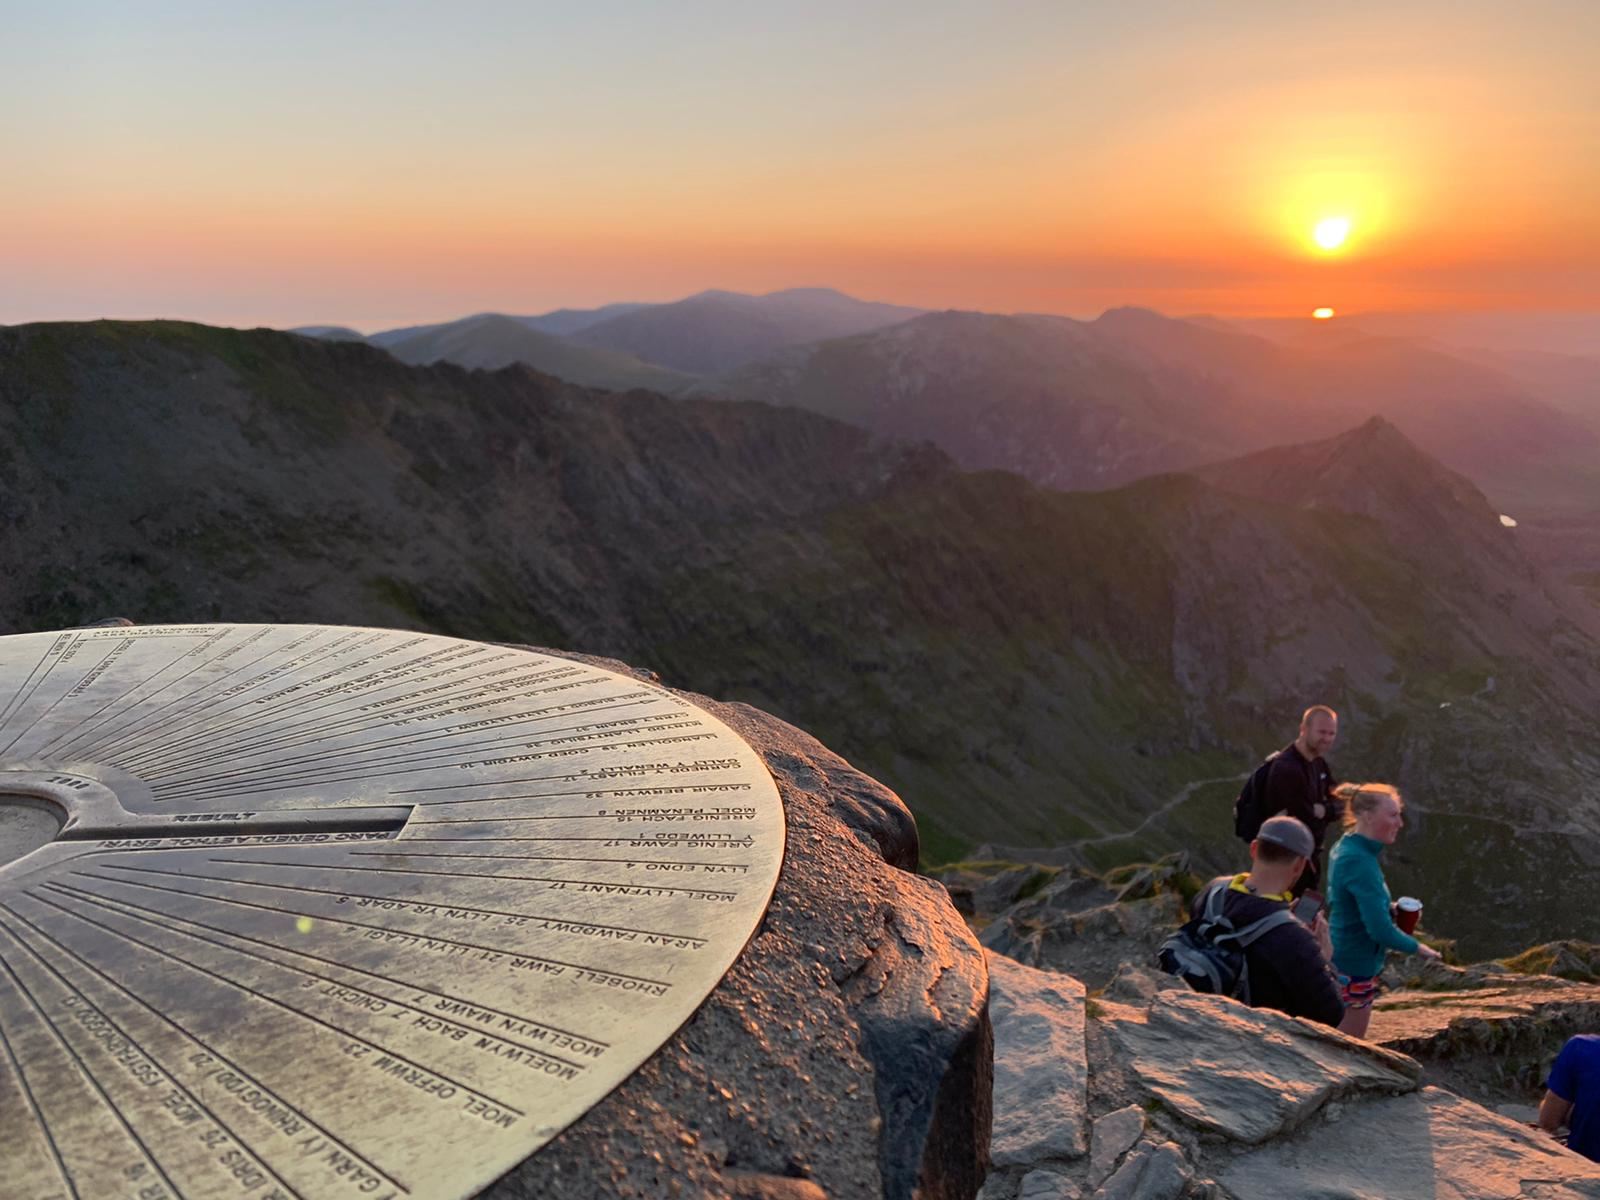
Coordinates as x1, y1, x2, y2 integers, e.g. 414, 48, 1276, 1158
1313, 216, 1352, 251
1312, 307, 1335, 319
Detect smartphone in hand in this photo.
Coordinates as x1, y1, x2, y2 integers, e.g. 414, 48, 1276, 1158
1292, 889, 1323, 925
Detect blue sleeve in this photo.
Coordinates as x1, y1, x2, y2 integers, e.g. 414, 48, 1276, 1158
1348, 855, 1421, 955
1549, 1039, 1579, 1101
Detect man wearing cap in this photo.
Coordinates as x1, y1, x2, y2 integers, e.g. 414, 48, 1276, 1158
1187, 815, 1345, 1026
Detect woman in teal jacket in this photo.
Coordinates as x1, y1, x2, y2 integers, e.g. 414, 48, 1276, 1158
1327, 782, 1441, 1037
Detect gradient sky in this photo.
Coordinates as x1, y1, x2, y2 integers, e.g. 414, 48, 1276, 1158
4, 1, 1597, 330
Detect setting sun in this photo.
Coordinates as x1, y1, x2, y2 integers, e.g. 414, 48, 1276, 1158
1312, 307, 1335, 319
1313, 217, 1352, 251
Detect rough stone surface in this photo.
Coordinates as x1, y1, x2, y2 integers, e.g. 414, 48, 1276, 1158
1089, 1141, 1189, 1200
1087, 1106, 1144, 1184
981, 875, 1183, 990
975, 866, 1046, 916
987, 951, 1089, 1167
1017, 1168, 1081, 1200
1213, 1086, 1600, 1199
727, 1176, 833, 1200
483, 652, 992, 1200
1100, 990, 1420, 1143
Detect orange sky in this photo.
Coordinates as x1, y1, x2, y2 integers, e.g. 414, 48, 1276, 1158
3, 3, 1597, 329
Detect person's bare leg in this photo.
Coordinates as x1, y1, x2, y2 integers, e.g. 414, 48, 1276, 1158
1339, 1004, 1373, 1038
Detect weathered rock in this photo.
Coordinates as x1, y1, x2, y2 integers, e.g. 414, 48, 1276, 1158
1017, 1168, 1081, 1200
1089, 1140, 1189, 1200
986, 951, 1089, 1167
1212, 1086, 1600, 1199
976, 866, 1049, 916
483, 652, 991, 1200
1087, 1106, 1144, 1184
1370, 979, 1600, 1110
982, 887, 1182, 990
728, 1175, 833, 1200
1099, 990, 1420, 1143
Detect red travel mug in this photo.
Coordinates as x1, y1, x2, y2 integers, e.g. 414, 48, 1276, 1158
1395, 896, 1422, 934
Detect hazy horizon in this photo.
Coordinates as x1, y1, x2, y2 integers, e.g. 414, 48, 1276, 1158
5, 2, 1597, 336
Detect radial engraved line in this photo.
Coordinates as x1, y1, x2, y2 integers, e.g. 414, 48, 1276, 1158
0, 959, 80, 1200
263, 856, 737, 901
33, 877, 605, 1046
150, 684, 654, 786
411, 780, 752, 808
78, 867, 678, 985
33, 885, 529, 1116
0, 899, 412, 1194
0, 639, 130, 758
42, 627, 237, 758
142, 650, 548, 773
124, 634, 468, 770
145, 721, 706, 803
0, 911, 307, 1200
94, 862, 709, 947
120, 630, 392, 770
110, 628, 379, 766
0, 926, 188, 1200
0, 632, 84, 755
137, 684, 659, 790
50, 879, 589, 1073
140, 689, 662, 790
88, 627, 311, 759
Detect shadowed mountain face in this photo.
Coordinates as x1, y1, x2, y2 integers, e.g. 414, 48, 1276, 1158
705, 307, 1600, 511
4, 320, 1599, 956
378, 312, 696, 394
571, 287, 926, 374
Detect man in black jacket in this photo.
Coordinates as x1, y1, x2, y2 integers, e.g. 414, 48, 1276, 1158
1190, 815, 1345, 1026
1261, 705, 1340, 894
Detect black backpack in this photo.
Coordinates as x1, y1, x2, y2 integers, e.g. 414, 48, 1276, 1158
1157, 880, 1297, 1002
1232, 750, 1282, 842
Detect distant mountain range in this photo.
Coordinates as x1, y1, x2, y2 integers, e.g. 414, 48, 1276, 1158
567, 287, 926, 374
295, 287, 925, 378
5, 318, 1599, 956
702, 306, 1600, 513
379, 313, 694, 394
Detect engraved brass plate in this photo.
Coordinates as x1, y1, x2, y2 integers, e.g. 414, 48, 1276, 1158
0, 625, 785, 1200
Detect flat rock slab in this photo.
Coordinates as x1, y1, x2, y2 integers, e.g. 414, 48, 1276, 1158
1102, 991, 1420, 1143
986, 951, 1089, 1166
1373, 983, 1600, 1052
1087, 1106, 1144, 1183
1215, 1086, 1600, 1199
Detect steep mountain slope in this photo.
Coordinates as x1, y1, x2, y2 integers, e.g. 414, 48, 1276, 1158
705, 307, 1596, 505
3, 320, 1598, 955
572, 287, 925, 374
381, 312, 696, 393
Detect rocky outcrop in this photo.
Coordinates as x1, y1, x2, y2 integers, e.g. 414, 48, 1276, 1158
986, 952, 1088, 1170
981, 951, 1600, 1200
978, 859, 1189, 990
1214, 1086, 1600, 1200
483, 654, 991, 1200
1372, 974, 1600, 1110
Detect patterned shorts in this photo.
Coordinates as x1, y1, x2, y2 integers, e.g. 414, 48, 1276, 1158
1338, 974, 1382, 1010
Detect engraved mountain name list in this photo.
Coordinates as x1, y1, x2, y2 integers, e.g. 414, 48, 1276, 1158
0, 624, 785, 1200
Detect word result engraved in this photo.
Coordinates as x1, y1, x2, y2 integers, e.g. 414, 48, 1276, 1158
0, 624, 785, 1200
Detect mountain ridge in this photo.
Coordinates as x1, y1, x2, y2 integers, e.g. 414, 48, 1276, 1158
5, 319, 1598, 955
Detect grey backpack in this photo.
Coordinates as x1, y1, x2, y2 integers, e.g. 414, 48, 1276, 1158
1157, 880, 1298, 1002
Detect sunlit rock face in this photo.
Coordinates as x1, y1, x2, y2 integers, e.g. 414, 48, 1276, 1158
979, 949, 1600, 1200
485, 651, 992, 1200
